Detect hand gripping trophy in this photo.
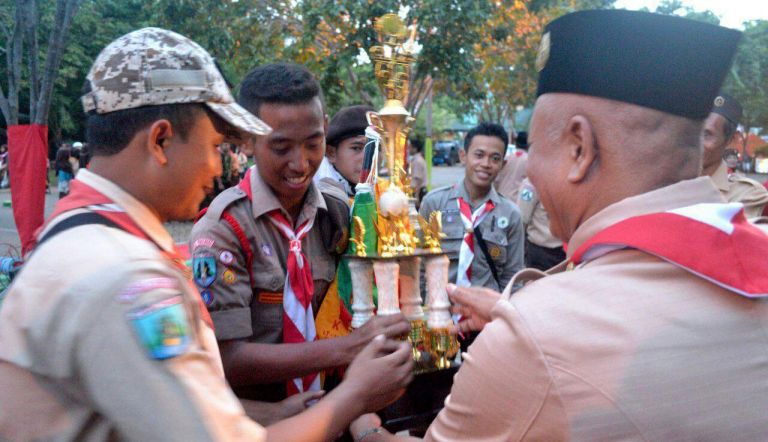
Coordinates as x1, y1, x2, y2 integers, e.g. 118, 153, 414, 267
345, 13, 459, 371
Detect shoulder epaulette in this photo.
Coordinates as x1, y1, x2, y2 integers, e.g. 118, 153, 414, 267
205, 187, 249, 221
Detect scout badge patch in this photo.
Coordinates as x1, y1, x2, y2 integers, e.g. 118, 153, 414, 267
200, 289, 214, 306
222, 268, 237, 285
128, 295, 190, 359
219, 250, 234, 265
193, 254, 216, 288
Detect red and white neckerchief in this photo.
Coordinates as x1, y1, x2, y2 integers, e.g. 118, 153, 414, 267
41, 179, 214, 327
267, 210, 321, 396
456, 197, 495, 287
570, 202, 768, 298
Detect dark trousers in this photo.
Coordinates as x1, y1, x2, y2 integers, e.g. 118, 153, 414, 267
525, 239, 566, 271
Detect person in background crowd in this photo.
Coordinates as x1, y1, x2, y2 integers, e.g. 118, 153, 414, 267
419, 122, 525, 293
495, 131, 529, 201
409, 136, 427, 209
236, 144, 248, 179
69, 147, 81, 176
701, 92, 768, 218
54, 147, 74, 198
314, 104, 374, 199
516, 177, 565, 270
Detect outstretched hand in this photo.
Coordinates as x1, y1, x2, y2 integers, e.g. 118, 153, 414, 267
343, 334, 413, 413
448, 283, 501, 335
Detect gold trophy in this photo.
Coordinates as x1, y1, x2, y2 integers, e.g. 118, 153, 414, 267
342, 13, 458, 371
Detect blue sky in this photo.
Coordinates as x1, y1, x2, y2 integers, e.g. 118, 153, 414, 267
614, 0, 768, 29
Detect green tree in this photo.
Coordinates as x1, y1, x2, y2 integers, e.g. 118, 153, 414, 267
724, 20, 768, 137
0, 0, 83, 128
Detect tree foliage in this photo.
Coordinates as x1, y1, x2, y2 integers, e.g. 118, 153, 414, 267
724, 20, 768, 136
0, 0, 82, 128
3, 0, 768, 145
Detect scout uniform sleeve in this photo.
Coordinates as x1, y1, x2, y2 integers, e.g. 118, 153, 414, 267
516, 179, 538, 226
500, 206, 525, 290
190, 215, 255, 340
77, 269, 265, 441
425, 300, 568, 441
418, 190, 439, 220
731, 177, 768, 219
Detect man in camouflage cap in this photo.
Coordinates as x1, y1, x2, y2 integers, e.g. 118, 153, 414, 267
701, 92, 768, 218
0, 27, 412, 441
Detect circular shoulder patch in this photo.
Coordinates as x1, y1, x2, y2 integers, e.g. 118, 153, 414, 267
219, 250, 234, 265
222, 269, 237, 285
520, 188, 534, 202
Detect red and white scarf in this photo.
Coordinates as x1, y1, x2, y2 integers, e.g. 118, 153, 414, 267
456, 197, 495, 287
570, 202, 768, 298
41, 179, 214, 327
267, 210, 321, 395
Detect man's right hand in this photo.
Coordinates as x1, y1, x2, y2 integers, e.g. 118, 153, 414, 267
344, 314, 410, 363
448, 283, 501, 334
342, 335, 413, 413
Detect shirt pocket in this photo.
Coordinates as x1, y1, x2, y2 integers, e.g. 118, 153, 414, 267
481, 229, 509, 265
441, 218, 465, 253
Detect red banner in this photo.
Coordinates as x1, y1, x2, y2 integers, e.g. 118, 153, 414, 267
7, 124, 48, 255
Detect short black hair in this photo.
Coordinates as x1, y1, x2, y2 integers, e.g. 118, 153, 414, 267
238, 62, 323, 116
722, 118, 738, 142
85, 103, 208, 156
464, 122, 508, 152
409, 137, 424, 153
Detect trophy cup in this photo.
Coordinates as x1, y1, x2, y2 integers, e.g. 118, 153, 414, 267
344, 13, 459, 372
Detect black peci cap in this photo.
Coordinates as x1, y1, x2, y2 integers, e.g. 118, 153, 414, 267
711, 92, 742, 125
327, 105, 375, 147
536, 10, 742, 120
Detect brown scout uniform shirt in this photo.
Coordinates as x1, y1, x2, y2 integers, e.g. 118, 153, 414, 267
425, 177, 768, 441
710, 161, 768, 218
0, 170, 264, 441
189, 166, 348, 400
419, 181, 525, 291
516, 178, 563, 249
410, 152, 427, 195
495, 149, 528, 202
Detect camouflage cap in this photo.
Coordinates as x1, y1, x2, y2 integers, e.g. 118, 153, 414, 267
82, 27, 271, 136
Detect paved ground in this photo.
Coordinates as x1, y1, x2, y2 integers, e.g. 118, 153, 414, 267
0, 165, 466, 253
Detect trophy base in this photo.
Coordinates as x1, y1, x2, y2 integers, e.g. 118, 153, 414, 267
427, 327, 460, 371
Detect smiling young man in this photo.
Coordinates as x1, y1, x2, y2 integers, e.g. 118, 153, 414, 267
189, 63, 409, 403
419, 122, 524, 292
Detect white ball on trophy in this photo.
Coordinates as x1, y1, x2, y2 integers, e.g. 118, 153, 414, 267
379, 187, 409, 218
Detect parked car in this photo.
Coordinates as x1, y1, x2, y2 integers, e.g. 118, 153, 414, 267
432, 140, 460, 166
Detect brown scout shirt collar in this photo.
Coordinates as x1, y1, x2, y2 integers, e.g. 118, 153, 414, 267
566, 177, 724, 261
76, 169, 175, 253
247, 165, 327, 226
449, 179, 502, 208
710, 161, 731, 192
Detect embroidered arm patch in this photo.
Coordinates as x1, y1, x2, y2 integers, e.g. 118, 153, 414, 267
127, 295, 190, 360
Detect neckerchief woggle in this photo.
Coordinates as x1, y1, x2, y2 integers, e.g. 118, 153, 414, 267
40, 179, 215, 327
570, 203, 768, 298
